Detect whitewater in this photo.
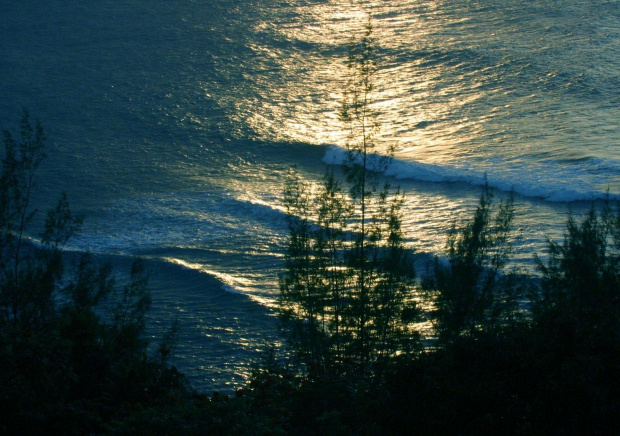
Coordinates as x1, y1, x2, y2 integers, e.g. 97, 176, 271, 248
1, 0, 618, 391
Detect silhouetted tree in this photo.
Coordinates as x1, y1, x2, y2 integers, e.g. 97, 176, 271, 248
279, 19, 419, 380
0, 112, 188, 434
535, 201, 620, 332
423, 183, 522, 342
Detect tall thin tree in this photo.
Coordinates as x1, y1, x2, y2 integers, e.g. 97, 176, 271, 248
279, 17, 419, 380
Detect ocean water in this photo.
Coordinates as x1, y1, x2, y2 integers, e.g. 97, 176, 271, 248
1, 0, 618, 392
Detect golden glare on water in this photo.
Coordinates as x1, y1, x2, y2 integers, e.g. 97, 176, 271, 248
232, 0, 617, 263
242, 0, 495, 171
234, 1, 505, 256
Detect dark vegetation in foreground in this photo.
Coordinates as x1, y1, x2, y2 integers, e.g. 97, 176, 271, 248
3, 24, 620, 433
3, 118, 620, 436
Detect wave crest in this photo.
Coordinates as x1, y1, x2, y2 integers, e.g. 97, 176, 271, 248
323, 146, 619, 203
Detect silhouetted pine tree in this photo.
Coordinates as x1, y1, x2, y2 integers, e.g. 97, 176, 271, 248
535, 201, 620, 333
0, 112, 188, 435
423, 183, 523, 342
279, 18, 419, 381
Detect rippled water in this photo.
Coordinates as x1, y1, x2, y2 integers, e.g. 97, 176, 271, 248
1, 0, 618, 391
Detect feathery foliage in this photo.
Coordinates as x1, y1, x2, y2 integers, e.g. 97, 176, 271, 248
279, 18, 419, 381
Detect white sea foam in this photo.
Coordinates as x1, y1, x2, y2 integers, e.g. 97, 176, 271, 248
323, 146, 620, 203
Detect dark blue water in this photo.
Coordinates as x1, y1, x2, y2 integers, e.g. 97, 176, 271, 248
1, 0, 618, 392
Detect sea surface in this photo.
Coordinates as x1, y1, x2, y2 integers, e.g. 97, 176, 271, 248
1, 0, 618, 392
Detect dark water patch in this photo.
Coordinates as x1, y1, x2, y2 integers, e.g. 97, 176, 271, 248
78, 252, 279, 394
144, 256, 278, 393
414, 120, 435, 129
